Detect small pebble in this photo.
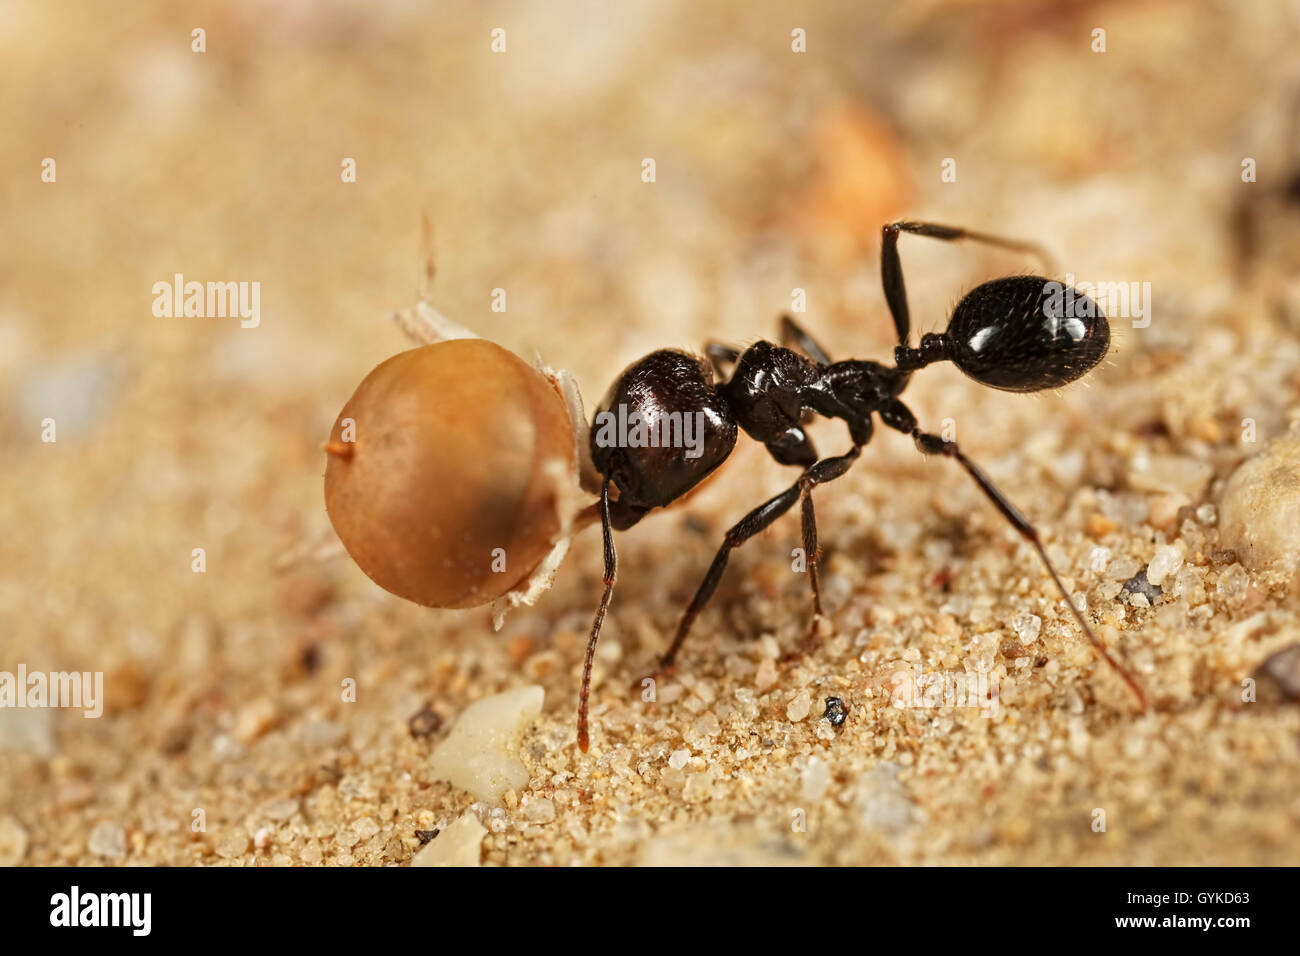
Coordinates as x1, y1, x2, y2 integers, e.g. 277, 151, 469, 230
1219, 430, 1300, 572
351, 817, 380, 841
1127, 452, 1213, 497
0, 815, 29, 865
303, 719, 347, 749
1171, 566, 1206, 604
56, 781, 95, 810
1001, 639, 1031, 659
1216, 563, 1250, 606
802, 757, 831, 802
18, 352, 121, 437
1146, 544, 1184, 587
0, 707, 55, 757
786, 692, 812, 722
683, 769, 714, 803
636, 821, 807, 866
856, 764, 918, 837
1012, 612, 1042, 644
1107, 557, 1142, 581
211, 734, 242, 761
1188, 414, 1223, 444
262, 798, 300, 822
1147, 493, 1187, 530
1254, 644, 1300, 701
234, 697, 278, 742
523, 650, 560, 681
1156, 600, 1188, 631
692, 712, 721, 738
407, 704, 442, 739
411, 813, 485, 867
823, 697, 848, 726
88, 821, 127, 859
1120, 568, 1162, 605
1087, 513, 1117, 537
520, 796, 556, 824
1097, 490, 1149, 526
215, 830, 250, 859
668, 749, 690, 770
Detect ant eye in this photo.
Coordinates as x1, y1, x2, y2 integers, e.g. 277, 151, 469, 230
945, 276, 1109, 391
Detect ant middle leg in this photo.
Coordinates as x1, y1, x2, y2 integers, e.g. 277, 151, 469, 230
780, 447, 864, 662
657, 445, 862, 674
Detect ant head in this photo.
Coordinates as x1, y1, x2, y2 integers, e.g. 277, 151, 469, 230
943, 276, 1109, 392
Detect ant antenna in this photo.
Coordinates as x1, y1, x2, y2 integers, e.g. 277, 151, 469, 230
578, 479, 617, 751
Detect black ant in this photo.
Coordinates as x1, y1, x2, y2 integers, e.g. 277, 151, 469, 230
576, 219, 1146, 751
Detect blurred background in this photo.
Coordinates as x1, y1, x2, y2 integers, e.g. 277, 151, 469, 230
2, 0, 1299, 866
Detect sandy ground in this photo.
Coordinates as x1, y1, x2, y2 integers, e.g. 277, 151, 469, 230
2, 0, 1300, 866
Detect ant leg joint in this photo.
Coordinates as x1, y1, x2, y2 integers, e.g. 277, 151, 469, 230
914, 431, 951, 456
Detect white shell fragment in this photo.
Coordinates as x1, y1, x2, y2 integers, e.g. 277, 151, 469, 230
391, 299, 480, 345
429, 685, 545, 803
410, 812, 487, 867
490, 364, 595, 630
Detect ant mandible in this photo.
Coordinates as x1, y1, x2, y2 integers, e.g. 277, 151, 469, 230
576, 220, 1147, 752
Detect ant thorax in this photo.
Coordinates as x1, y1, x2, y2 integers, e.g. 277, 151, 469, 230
720, 342, 821, 446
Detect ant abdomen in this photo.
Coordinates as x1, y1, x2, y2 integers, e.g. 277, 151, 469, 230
945, 275, 1110, 392
589, 349, 738, 513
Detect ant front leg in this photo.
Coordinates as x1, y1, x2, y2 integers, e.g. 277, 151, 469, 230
577, 479, 618, 753
881, 220, 1057, 349
878, 399, 1147, 710
656, 483, 801, 676
656, 445, 862, 676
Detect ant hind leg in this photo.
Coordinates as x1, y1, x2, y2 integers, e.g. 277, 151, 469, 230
656, 444, 862, 677
877, 398, 1147, 710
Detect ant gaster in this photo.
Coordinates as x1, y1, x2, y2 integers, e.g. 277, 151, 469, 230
577, 220, 1145, 752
